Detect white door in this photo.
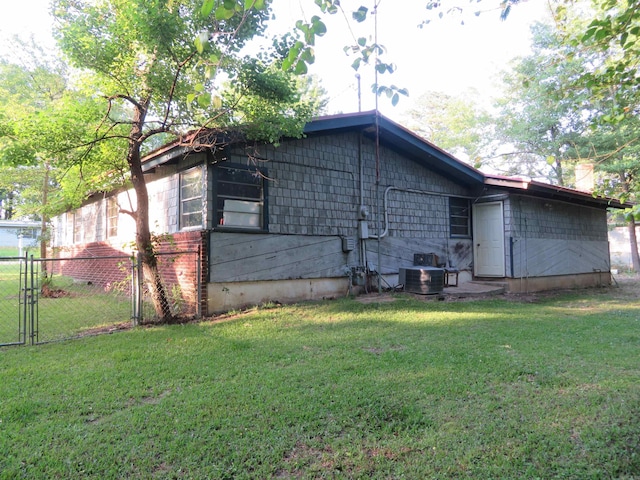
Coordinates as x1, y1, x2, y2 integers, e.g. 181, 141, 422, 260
473, 202, 505, 277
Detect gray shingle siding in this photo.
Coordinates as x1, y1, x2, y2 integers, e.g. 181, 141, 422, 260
506, 195, 608, 242
240, 131, 472, 239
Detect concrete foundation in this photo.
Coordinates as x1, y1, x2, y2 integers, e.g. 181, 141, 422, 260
207, 277, 350, 314
504, 271, 611, 293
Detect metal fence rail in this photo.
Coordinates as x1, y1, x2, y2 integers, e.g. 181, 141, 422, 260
0, 249, 201, 346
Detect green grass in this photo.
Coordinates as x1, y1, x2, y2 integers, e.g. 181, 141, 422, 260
1, 283, 640, 479
0, 246, 40, 258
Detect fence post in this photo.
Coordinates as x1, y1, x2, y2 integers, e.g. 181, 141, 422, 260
29, 254, 36, 345
131, 254, 144, 326
136, 253, 144, 325
20, 252, 28, 345
131, 255, 138, 326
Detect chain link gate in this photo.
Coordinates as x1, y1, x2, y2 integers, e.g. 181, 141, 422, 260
0, 255, 29, 346
0, 249, 201, 346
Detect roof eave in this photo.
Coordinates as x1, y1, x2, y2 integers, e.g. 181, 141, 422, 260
484, 176, 631, 209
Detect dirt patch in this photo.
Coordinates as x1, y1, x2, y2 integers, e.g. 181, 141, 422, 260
40, 284, 73, 298
355, 293, 399, 304
79, 321, 133, 337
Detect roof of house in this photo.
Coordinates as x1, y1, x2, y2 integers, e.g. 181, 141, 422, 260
0, 220, 41, 229
304, 110, 486, 189
305, 111, 630, 210
142, 110, 630, 210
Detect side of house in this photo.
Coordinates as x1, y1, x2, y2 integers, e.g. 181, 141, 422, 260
49, 111, 628, 315
0, 220, 41, 254
205, 125, 478, 311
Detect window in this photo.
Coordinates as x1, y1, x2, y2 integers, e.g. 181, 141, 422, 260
449, 197, 471, 237
214, 164, 265, 231
107, 197, 118, 237
180, 167, 203, 229
18, 228, 37, 240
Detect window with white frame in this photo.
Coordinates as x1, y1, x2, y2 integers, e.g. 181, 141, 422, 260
214, 164, 265, 231
107, 197, 118, 237
449, 197, 471, 237
180, 167, 203, 229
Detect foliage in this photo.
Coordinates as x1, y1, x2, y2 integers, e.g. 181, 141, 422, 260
402, 90, 489, 167
279, 0, 408, 106
488, 22, 594, 185
2, 287, 640, 477
558, 0, 640, 122
0, 43, 124, 221
52, 0, 325, 321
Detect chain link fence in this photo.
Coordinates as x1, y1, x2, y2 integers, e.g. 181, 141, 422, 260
139, 250, 202, 324
37, 255, 136, 343
0, 257, 28, 346
0, 250, 201, 346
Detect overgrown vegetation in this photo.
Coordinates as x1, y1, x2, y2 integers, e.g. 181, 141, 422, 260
2, 281, 639, 478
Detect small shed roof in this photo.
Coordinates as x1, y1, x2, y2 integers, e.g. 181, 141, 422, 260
484, 174, 631, 210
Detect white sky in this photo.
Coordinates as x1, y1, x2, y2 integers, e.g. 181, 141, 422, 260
0, 0, 551, 122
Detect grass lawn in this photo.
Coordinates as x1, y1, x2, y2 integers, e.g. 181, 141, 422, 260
1, 279, 639, 479
0, 247, 39, 258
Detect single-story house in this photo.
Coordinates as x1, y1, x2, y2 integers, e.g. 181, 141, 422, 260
0, 220, 41, 254
50, 111, 629, 314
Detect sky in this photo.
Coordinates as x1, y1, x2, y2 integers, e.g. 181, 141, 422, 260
0, 0, 551, 123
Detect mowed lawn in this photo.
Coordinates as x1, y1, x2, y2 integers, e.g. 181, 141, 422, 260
1, 280, 639, 479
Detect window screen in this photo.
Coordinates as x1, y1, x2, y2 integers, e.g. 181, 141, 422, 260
215, 165, 264, 230
450, 197, 471, 237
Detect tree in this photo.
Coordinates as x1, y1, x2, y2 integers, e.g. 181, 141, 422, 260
0, 44, 116, 260
52, 0, 322, 322
549, 0, 640, 269
559, 0, 640, 123
581, 112, 640, 271
488, 22, 594, 185
402, 90, 488, 167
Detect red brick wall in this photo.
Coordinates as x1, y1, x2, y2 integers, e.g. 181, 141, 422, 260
50, 231, 208, 316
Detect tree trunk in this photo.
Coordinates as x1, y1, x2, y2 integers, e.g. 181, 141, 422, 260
40, 162, 49, 261
628, 219, 640, 272
128, 98, 172, 323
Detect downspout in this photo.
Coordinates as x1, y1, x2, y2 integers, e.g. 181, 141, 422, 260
374, 2, 382, 293
358, 133, 366, 269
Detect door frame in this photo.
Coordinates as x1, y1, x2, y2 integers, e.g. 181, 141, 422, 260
472, 201, 506, 277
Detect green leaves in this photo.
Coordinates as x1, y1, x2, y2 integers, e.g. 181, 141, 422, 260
201, 0, 266, 18
314, 0, 338, 14
372, 84, 409, 107
294, 16, 327, 46
201, 0, 215, 17
352, 6, 368, 23
282, 16, 326, 75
